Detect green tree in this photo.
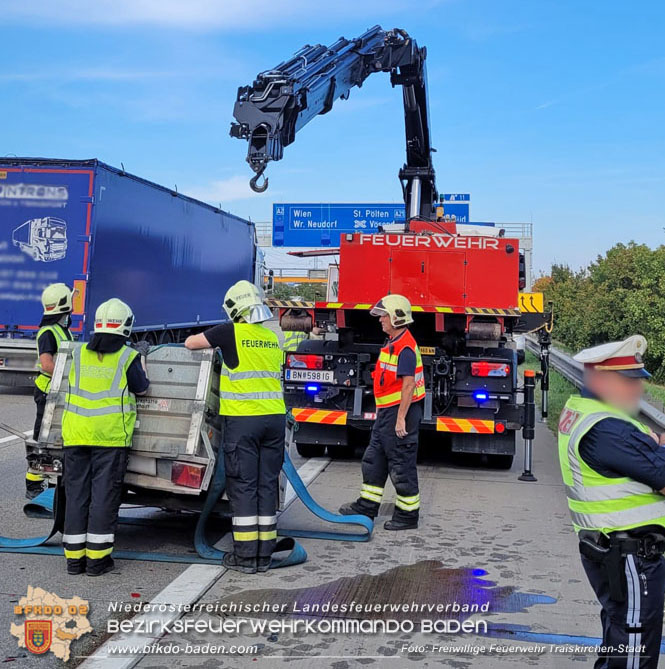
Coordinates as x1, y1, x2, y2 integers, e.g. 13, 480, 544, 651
542, 243, 665, 381
270, 282, 326, 301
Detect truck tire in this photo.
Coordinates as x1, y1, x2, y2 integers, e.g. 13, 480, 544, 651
159, 329, 175, 344
295, 442, 326, 458
327, 444, 355, 459
489, 454, 514, 470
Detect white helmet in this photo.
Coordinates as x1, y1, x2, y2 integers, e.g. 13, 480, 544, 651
41, 283, 73, 315
370, 294, 414, 327
94, 298, 134, 337
223, 280, 272, 323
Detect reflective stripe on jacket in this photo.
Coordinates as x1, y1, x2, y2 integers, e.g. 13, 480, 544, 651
557, 395, 665, 534
219, 323, 286, 417
373, 329, 425, 409
35, 324, 72, 392
62, 344, 139, 447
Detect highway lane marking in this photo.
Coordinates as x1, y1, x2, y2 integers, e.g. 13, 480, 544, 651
79, 564, 224, 668
80, 455, 329, 668
282, 455, 331, 510
0, 429, 31, 445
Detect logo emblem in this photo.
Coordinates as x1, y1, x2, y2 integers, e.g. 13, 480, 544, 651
558, 408, 581, 435
25, 620, 52, 654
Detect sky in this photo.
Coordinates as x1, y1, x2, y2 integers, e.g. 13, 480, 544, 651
1, 0, 664, 274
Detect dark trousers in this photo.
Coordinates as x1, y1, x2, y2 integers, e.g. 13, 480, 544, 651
62, 447, 128, 570
581, 552, 665, 668
223, 414, 285, 565
27, 388, 48, 488
354, 402, 422, 522
32, 387, 47, 441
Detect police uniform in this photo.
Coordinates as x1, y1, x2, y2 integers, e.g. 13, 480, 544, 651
342, 327, 425, 527
203, 319, 286, 572
558, 335, 665, 668
61, 299, 149, 576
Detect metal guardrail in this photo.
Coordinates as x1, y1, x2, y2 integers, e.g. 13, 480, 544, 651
525, 336, 665, 429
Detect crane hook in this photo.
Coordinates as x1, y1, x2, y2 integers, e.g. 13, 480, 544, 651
249, 168, 269, 193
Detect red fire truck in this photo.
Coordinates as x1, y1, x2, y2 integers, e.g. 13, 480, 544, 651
231, 26, 551, 469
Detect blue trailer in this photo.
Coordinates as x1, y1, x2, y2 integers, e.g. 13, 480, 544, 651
0, 158, 259, 384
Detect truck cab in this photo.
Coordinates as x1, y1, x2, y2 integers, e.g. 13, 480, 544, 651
12, 216, 67, 262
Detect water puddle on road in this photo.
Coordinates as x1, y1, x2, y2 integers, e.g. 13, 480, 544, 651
217, 560, 555, 621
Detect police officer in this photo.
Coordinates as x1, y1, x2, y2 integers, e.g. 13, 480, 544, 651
28, 283, 74, 499
61, 299, 149, 576
558, 335, 665, 668
339, 294, 425, 530
185, 280, 286, 573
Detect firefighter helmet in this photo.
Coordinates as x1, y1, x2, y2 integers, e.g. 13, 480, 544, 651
41, 283, 73, 315
223, 280, 272, 324
94, 298, 135, 337
370, 294, 414, 327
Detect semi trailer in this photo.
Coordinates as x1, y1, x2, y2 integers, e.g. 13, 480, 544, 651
231, 26, 551, 468
0, 158, 260, 386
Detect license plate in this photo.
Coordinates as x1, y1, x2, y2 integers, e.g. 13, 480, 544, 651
285, 369, 335, 384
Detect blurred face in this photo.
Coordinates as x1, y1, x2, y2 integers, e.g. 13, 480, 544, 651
585, 368, 644, 415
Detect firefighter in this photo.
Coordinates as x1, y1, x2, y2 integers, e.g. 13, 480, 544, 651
61, 299, 149, 576
281, 308, 324, 352
185, 280, 286, 574
339, 294, 425, 530
28, 283, 74, 499
558, 335, 665, 668
282, 308, 308, 352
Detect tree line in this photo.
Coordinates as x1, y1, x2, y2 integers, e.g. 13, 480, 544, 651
533, 242, 665, 382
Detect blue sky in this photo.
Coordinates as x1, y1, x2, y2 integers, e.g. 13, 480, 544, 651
2, 0, 664, 274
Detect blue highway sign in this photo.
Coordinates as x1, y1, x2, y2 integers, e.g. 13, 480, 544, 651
273, 203, 406, 246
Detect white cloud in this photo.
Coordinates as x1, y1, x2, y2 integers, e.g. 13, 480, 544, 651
2, 0, 441, 30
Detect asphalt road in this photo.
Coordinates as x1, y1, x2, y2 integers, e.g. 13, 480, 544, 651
126, 419, 601, 669
0, 385, 199, 666
0, 378, 604, 667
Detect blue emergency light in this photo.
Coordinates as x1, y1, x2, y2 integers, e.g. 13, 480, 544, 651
473, 390, 489, 402
305, 384, 320, 395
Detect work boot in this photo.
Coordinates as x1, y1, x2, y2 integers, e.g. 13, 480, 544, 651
86, 557, 115, 577
384, 518, 418, 531
257, 557, 271, 573
67, 558, 86, 576
222, 553, 257, 574
25, 480, 45, 500
338, 502, 375, 519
